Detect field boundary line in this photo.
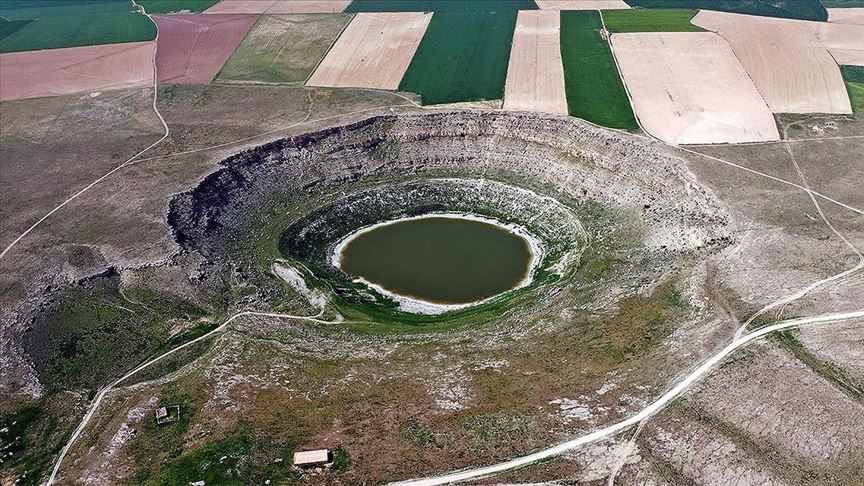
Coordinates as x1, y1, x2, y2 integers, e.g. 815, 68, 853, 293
303, 11, 355, 87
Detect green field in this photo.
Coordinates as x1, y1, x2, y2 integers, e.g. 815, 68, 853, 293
0, 12, 156, 53
560, 10, 638, 130
0, 18, 31, 40
602, 8, 704, 32
624, 0, 827, 21
399, 10, 518, 105
346, 0, 537, 12
217, 14, 352, 85
842, 66, 864, 112
137, 0, 220, 13
820, 0, 864, 6
0, 0, 135, 20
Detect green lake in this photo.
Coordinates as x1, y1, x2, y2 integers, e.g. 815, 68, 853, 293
337, 216, 535, 305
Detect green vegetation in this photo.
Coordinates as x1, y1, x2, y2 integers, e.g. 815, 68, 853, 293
399, 10, 518, 104
0, 12, 156, 53
602, 8, 704, 32
217, 14, 352, 85
841, 65, 864, 112
0, 400, 79, 486
0, 18, 31, 40
24, 276, 207, 393
560, 10, 638, 130
775, 330, 863, 399
624, 0, 828, 21
137, 0, 220, 13
820, 0, 864, 6
346, 0, 537, 12
0, 0, 135, 21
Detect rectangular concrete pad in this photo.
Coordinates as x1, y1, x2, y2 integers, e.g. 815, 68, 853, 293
693, 10, 852, 114
611, 32, 779, 144
205, 0, 351, 14
0, 41, 154, 101
306, 12, 431, 90
503, 11, 567, 114
154, 14, 258, 85
536, 1, 629, 9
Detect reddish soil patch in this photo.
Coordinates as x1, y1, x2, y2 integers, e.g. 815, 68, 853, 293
153, 14, 257, 85
0, 41, 154, 101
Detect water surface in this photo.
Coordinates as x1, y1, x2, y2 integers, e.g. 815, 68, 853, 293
338, 216, 533, 305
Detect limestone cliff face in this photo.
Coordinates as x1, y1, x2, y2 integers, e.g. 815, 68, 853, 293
168, 111, 731, 258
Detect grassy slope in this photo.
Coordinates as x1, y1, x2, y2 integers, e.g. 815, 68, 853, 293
399, 10, 518, 105
0, 12, 156, 53
216, 14, 352, 85
841, 66, 864, 112
602, 8, 704, 32
137, 0, 220, 13
624, 0, 827, 21
560, 10, 638, 130
346, 0, 537, 12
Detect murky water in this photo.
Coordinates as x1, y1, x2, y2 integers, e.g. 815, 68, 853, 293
338, 216, 534, 305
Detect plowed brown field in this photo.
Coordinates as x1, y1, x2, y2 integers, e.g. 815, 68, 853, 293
154, 14, 258, 85
536, 1, 629, 9
205, 0, 351, 14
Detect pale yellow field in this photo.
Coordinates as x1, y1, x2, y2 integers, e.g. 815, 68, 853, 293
503, 11, 568, 115
827, 8, 864, 26
611, 32, 779, 145
535, 0, 629, 9
205, 0, 351, 14
306, 12, 431, 90
693, 10, 853, 114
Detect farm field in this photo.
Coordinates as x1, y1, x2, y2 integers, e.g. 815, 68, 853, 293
827, 8, 864, 25
154, 14, 257, 84
559, 10, 637, 129
503, 10, 567, 114
137, 0, 220, 13
307, 12, 431, 90
0, 19, 30, 41
346, 0, 537, 12
0, 41, 154, 101
624, 0, 828, 21
0, 12, 156, 53
0, 0, 135, 20
602, 8, 704, 32
611, 32, 779, 144
399, 10, 518, 105
821, 0, 864, 6
693, 10, 853, 114
842, 65, 864, 111
217, 14, 351, 85
204, 0, 352, 13
536, 1, 630, 9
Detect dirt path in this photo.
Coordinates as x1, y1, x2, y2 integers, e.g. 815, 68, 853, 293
393, 310, 864, 486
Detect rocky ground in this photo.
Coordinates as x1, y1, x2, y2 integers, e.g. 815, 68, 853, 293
0, 85, 861, 485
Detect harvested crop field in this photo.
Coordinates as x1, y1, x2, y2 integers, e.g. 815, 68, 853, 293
306, 12, 431, 90
205, 0, 352, 14
535, 0, 630, 9
154, 14, 257, 85
559, 10, 636, 129
828, 8, 864, 25
0, 41, 154, 101
399, 10, 518, 105
693, 10, 853, 114
346, 0, 538, 12
217, 14, 351, 85
503, 11, 567, 115
602, 8, 703, 32
611, 32, 779, 144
